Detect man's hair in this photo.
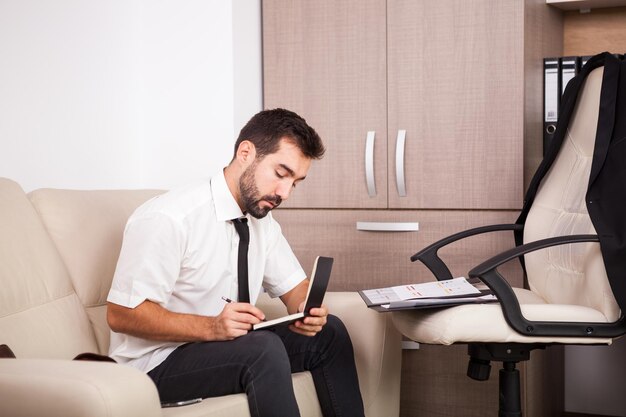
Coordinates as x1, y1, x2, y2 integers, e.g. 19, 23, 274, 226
233, 108, 325, 160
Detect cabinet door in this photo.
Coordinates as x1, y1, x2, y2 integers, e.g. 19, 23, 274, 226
263, 0, 387, 209
387, 0, 524, 209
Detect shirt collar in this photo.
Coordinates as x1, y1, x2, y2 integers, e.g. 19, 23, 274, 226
211, 169, 244, 222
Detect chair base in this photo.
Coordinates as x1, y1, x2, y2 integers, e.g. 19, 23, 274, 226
467, 343, 546, 417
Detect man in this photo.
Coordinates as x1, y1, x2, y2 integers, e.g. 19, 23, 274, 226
106, 108, 365, 417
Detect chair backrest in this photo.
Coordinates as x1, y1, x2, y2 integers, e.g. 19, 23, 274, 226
523, 67, 620, 322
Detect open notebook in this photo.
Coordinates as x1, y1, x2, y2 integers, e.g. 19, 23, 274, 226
253, 256, 333, 331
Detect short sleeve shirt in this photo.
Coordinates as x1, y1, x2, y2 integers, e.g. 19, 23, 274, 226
107, 170, 306, 372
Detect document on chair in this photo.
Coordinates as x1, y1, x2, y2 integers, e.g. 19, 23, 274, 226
380, 293, 497, 310
358, 277, 495, 310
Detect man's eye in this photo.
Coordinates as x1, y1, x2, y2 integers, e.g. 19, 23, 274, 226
275, 171, 284, 179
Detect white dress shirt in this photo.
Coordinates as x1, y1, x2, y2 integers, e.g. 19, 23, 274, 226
107, 170, 306, 372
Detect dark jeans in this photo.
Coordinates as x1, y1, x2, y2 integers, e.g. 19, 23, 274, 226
147, 314, 365, 417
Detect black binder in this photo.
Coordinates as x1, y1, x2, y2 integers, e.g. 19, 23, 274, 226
580, 55, 593, 70
560, 56, 580, 96
543, 57, 561, 155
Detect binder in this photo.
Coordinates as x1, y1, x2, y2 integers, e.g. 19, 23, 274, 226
560, 56, 579, 96
543, 53, 624, 156
543, 57, 560, 155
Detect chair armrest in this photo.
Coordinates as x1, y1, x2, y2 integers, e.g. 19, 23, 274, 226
469, 234, 626, 338
411, 223, 523, 281
0, 359, 162, 417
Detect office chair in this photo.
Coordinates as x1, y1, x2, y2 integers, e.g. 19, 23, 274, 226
392, 52, 626, 417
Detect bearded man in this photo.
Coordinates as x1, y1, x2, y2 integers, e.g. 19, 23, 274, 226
106, 108, 365, 417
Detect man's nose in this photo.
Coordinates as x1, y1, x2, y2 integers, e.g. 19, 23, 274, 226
276, 181, 293, 201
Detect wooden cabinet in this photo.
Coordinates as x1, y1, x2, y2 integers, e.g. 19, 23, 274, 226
400, 344, 563, 417
263, 0, 563, 276
263, 1, 563, 416
263, 0, 539, 210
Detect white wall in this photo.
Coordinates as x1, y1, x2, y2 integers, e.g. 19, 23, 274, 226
0, 0, 262, 191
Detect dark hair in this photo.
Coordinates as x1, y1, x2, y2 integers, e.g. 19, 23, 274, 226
233, 108, 325, 160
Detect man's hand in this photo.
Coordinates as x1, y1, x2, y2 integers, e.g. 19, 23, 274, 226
107, 300, 264, 343
280, 278, 328, 337
289, 302, 328, 337
213, 302, 266, 340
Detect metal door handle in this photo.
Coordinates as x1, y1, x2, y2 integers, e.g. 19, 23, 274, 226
356, 221, 419, 232
395, 129, 407, 196
365, 131, 376, 197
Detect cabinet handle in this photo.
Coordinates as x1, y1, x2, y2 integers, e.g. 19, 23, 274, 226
365, 131, 377, 197
395, 129, 407, 197
356, 221, 419, 232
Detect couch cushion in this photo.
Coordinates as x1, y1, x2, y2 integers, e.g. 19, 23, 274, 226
0, 178, 98, 358
28, 188, 163, 353
159, 372, 322, 417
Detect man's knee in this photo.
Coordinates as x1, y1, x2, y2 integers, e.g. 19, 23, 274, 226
323, 314, 350, 342
245, 331, 290, 367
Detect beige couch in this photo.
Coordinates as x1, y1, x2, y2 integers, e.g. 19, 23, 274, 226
0, 178, 401, 417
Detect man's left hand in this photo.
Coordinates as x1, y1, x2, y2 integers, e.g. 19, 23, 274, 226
289, 303, 328, 337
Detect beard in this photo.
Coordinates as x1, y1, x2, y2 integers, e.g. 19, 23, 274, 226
239, 162, 283, 219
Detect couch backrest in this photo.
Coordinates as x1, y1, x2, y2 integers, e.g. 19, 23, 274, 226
28, 188, 163, 354
0, 178, 99, 358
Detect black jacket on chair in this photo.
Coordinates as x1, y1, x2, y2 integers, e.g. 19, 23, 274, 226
516, 52, 626, 312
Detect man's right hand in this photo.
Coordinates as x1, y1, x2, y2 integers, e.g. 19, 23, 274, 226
212, 302, 266, 340
107, 300, 265, 343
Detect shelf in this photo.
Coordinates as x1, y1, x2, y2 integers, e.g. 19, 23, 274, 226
547, 0, 626, 10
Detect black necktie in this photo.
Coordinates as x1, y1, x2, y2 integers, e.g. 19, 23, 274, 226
232, 218, 250, 303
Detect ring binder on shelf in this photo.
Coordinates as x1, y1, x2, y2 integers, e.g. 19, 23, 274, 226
543, 53, 624, 156
560, 56, 579, 96
543, 57, 560, 155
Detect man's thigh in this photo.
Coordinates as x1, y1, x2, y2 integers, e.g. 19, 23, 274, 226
148, 330, 291, 403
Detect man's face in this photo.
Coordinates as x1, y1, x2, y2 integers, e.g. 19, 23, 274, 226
238, 139, 311, 218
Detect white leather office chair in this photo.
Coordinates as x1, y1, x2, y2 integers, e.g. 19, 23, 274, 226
392, 53, 626, 416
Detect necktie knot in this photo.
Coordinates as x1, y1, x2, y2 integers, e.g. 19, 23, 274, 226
233, 218, 249, 242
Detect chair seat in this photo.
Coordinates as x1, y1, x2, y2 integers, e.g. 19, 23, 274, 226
392, 288, 613, 345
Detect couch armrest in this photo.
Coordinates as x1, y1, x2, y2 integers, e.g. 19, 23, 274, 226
324, 292, 402, 417
257, 291, 402, 417
0, 358, 162, 417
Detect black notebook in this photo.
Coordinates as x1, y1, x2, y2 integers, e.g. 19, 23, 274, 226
253, 256, 333, 331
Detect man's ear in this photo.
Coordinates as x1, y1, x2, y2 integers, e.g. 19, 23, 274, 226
236, 140, 256, 165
